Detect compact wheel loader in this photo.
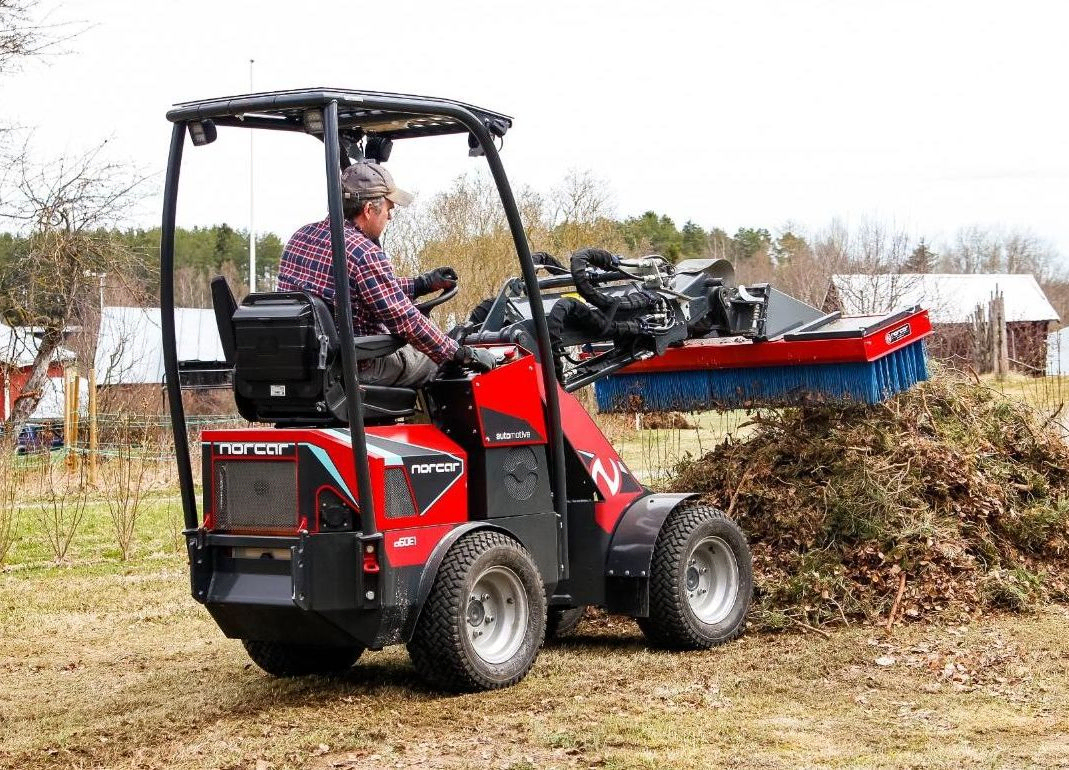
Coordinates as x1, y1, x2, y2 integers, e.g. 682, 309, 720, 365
161, 88, 757, 691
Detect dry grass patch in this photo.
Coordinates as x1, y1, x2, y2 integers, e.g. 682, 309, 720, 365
2, 557, 1068, 770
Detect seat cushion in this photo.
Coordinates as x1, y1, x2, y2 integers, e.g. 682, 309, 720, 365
360, 385, 418, 419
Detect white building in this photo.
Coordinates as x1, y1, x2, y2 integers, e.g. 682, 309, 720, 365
827, 273, 1060, 373
94, 307, 227, 386
1049, 327, 1069, 376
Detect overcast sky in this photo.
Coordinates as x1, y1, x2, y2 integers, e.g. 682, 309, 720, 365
5, 0, 1068, 264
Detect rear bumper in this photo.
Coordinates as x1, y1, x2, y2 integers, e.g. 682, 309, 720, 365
187, 530, 414, 649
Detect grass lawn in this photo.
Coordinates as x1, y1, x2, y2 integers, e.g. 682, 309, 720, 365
2, 487, 1068, 769
2, 544, 1067, 769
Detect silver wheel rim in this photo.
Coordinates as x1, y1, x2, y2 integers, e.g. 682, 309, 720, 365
684, 535, 740, 624
466, 565, 528, 664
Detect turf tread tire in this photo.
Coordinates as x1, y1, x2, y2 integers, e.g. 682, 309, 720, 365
241, 640, 363, 677
637, 505, 752, 650
407, 531, 546, 692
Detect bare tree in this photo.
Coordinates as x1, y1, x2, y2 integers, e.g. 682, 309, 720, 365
0, 138, 146, 433
0, 439, 19, 565
1, 0, 52, 72
547, 170, 624, 256
940, 225, 1061, 282
35, 451, 89, 561
772, 224, 830, 307
812, 219, 852, 275
104, 409, 155, 560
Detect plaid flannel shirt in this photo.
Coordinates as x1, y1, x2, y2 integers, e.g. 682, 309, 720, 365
276, 218, 459, 365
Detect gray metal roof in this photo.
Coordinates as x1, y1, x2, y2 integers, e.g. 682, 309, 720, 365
0, 323, 76, 367
830, 273, 1060, 324
94, 307, 226, 385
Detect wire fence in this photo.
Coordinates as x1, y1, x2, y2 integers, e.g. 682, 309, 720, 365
13, 413, 249, 483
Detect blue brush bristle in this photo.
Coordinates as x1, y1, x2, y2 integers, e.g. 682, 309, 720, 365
594, 340, 930, 412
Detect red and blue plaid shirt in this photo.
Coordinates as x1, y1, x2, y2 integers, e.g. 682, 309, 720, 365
277, 218, 459, 364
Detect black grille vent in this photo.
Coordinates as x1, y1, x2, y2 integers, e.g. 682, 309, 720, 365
215, 460, 298, 530
503, 446, 539, 501
385, 468, 417, 518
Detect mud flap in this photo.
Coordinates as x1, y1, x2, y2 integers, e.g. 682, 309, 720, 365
604, 493, 697, 615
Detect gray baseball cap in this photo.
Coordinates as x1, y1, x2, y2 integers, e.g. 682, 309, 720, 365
341, 161, 414, 207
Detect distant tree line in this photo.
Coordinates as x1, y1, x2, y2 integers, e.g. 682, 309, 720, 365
0, 225, 284, 308
3, 181, 1066, 323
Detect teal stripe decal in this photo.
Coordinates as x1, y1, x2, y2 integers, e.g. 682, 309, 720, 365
305, 444, 358, 505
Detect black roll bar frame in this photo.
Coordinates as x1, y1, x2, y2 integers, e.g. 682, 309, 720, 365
160, 91, 569, 576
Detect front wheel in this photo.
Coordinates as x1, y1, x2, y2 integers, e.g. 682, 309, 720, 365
408, 531, 546, 691
637, 505, 752, 649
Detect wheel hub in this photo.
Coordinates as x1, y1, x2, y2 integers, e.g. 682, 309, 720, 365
684, 536, 740, 625
466, 566, 528, 664
685, 566, 700, 591
467, 599, 486, 627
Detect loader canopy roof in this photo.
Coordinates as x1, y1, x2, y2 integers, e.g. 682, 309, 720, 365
166, 88, 512, 142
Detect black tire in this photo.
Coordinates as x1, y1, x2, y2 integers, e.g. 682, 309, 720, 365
407, 531, 546, 692
546, 606, 586, 640
637, 505, 752, 650
241, 640, 363, 677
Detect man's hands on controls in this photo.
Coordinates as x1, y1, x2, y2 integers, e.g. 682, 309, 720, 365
415, 266, 458, 296
454, 345, 497, 372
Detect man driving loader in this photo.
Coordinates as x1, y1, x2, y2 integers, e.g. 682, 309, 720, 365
277, 160, 496, 386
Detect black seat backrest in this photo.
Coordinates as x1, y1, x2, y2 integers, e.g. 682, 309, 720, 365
210, 275, 238, 364
215, 281, 417, 426
231, 291, 340, 423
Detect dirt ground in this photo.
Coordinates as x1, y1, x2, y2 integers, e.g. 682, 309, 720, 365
2, 554, 1068, 770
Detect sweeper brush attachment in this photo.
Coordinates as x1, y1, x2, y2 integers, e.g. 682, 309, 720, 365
598, 305, 932, 412
594, 308, 932, 412
461, 249, 933, 413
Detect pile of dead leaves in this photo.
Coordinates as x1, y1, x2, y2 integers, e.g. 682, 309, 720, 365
669, 367, 1069, 631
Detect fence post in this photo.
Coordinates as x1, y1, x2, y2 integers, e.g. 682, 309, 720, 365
64, 368, 73, 469
89, 366, 97, 485
992, 290, 1009, 379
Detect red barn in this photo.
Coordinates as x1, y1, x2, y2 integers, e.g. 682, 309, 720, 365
0, 324, 76, 421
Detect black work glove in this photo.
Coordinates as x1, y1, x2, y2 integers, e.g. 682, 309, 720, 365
414, 266, 458, 296
454, 345, 497, 372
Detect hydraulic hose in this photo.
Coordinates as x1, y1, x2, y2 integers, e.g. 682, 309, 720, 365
545, 297, 648, 380
570, 248, 658, 313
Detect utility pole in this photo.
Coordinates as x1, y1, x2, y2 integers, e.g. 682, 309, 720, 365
249, 58, 257, 292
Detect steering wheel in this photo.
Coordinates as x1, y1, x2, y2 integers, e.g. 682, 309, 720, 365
415, 282, 459, 316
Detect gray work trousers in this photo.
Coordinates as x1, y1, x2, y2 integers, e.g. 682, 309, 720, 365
360, 345, 439, 387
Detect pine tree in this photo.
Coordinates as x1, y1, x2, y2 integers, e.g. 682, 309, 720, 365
903, 240, 937, 273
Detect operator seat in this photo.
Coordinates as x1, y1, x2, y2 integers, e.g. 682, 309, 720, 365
210, 276, 418, 426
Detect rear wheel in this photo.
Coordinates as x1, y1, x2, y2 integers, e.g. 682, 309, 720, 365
408, 531, 546, 691
241, 640, 363, 677
546, 606, 586, 641
637, 505, 752, 649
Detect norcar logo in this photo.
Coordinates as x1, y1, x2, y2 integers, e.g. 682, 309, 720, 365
410, 462, 461, 474
885, 324, 911, 345
216, 442, 293, 456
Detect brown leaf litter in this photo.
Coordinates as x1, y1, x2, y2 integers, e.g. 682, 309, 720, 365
669, 366, 1069, 630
